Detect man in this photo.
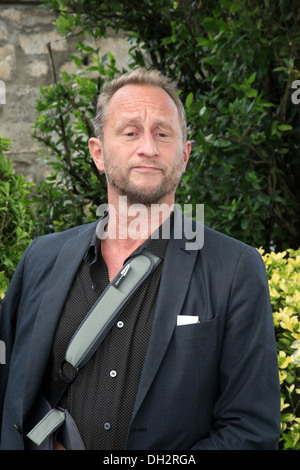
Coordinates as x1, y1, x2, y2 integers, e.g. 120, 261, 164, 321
0, 68, 281, 450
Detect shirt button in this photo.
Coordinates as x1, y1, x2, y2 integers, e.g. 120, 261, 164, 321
110, 370, 117, 377
117, 321, 124, 328
104, 422, 111, 431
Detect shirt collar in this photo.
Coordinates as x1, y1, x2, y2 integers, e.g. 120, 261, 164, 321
85, 211, 172, 264
84, 218, 104, 264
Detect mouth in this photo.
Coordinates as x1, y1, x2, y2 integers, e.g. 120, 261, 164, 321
133, 166, 162, 173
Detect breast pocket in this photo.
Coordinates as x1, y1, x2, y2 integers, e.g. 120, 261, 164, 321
160, 315, 220, 401
174, 315, 219, 339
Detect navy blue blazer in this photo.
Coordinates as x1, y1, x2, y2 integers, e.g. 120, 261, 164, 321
0, 210, 281, 449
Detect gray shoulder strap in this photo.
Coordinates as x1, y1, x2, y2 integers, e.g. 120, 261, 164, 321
66, 249, 160, 369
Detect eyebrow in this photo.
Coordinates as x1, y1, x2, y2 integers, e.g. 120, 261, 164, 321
115, 117, 176, 134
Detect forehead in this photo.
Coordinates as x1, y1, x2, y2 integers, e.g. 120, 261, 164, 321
107, 84, 180, 124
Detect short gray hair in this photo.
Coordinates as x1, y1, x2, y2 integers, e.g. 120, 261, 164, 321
94, 68, 187, 141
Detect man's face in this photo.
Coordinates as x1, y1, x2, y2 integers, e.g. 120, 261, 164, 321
90, 84, 191, 206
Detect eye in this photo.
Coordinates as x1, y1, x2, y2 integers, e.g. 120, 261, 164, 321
123, 126, 139, 137
153, 126, 172, 139
155, 130, 172, 140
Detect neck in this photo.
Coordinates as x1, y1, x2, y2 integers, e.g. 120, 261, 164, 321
100, 193, 174, 281
102, 193, 174, 252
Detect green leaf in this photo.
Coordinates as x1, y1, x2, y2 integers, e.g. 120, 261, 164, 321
257, 193, 270, 204
185, 92, 193, 108
241, 217, 250, 230
245, 88, 258, 97
247, 72, 256, 84
277, 124, 293, 131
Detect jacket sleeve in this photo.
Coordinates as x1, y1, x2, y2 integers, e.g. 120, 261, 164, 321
0, 240, 38, 435
191, 247, 281, 450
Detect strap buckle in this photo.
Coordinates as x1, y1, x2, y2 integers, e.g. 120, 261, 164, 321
59, 360, 79, 384
49, 361, 79, 408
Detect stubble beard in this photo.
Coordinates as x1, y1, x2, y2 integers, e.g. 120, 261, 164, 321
102, 149, 185, 207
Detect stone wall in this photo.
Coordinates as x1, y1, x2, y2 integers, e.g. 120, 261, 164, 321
0, 0, 130, 182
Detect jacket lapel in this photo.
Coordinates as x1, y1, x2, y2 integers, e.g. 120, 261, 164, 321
23, 223, 97, 418
129, 208, 199, 426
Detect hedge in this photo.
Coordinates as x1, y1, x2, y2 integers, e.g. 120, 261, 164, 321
260, 247, 300, 449
0, 137, 34, 299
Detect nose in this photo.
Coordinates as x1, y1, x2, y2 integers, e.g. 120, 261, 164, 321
137, 131, 159, 157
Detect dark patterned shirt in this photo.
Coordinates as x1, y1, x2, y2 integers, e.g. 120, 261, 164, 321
43, 215, 169, 450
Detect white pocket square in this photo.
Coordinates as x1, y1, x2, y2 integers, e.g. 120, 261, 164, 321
177, 315, 200, 326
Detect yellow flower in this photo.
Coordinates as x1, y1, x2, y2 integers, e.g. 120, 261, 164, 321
272, 251, 287, 260
269, 286, 281, 299
288, 255, 300, 268
271, 272, 280, 284
278, 351, 292, 369
280, 397, 290, 411
279, 370, 287, 383
291, 340, 300, 365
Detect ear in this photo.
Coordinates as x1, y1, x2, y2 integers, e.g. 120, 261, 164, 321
89, 137, 105, 172
182, 140, 191, 172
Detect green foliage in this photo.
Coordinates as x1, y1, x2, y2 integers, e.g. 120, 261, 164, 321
260, 247, 300, 449
180, 1, 300, 252
36, 0, 300, 250
0, 138, 34, 300
32, 48, 119, 235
